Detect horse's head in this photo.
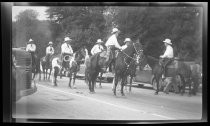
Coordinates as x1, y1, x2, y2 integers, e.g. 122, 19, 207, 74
74, 47, 87, 64
132, 42, 144, 65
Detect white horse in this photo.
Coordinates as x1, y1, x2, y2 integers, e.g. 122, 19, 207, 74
51, 57, 61, 86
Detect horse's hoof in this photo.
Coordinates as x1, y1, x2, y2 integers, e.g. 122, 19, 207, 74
154, 92, 158, 95
121, 93, 125, 96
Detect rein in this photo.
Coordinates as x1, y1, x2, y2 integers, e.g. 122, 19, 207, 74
121, 43, 143, 67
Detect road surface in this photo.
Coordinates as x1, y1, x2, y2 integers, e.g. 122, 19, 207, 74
12, 74, 202, 123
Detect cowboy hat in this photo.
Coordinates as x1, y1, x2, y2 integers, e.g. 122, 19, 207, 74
163, 38, 172, 45
111, 28, 119, 34
64, 37, 72, 42
124, 38, 131, 43
28, 39, 33, 43
48, 41, 53, 45
96, 39, 103, 43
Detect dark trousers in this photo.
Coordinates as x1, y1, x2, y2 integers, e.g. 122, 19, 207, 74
107, 45, 117, 72
30, 52, 35, 66
162, 58, 173, 76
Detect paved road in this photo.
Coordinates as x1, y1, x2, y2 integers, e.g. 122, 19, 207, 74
13, 75, 202, 122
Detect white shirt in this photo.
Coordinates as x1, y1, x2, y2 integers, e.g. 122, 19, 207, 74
91, 44, 104, 55
61, 43, 73, 54
46, 46, 54, 55
160, 45, 174, 58
26, 43, 36, 52
105, 34, 121, 49
121, 44, 128, 50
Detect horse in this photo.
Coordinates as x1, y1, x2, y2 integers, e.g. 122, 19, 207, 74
30, 52, 41, 81
40, 54, 53, 80
68, 47, 86, 88
124, 53, 142, 93
51, 54, 62, 86
113, 41, 143, 96
139, 54, 195, 96
84, 48, 113, 93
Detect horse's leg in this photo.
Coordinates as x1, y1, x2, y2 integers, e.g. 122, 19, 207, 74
69, 72, 72, 88
99, 72, 103, 88
39, 69, 41, 81
180, 75, 186, 96
188, 79, 192, 97
192, 77, 198, 95
54, 67, 59, 86
121, 77, 126, 96
73, 72, 76, 88
129, 76, 133, 93
48, 68, 52, 80
92, 78, 96, 93
113, 75, 118, 96
88, 79, 92, 93
155, 75, 159, 95
44, 68, 46, 80
60, 67, 63, 79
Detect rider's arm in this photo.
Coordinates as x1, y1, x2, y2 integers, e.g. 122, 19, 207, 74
69, 45, 73, 54
46, 47, 49, 54
121, 45, 128, 50
26, 45, 29, 52
61, 44, 65, 54
52, 47, 55, 54
91, 45, 96, 55
114, 38, 122, 49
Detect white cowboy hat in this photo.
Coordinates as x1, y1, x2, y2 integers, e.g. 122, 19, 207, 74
96, 39, 103, 43
28, 39, 33, 42
48, 41, 53, 45
124, 38, 131, 43
111, 28, 119, 34
163, 38, 172, 45
64, 37, 72, 42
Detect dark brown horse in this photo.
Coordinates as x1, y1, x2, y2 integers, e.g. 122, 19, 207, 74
125, 53, 142, 93
113, 42, 143, 96
40, 54, 53, 80
84, 47, 114, 93
30, 52, 41, 81
139, 54, 196, 96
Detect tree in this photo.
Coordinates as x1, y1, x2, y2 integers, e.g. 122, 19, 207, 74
13, 9, 39, 47
46, 6, 108, 52
111, 6, 202, 61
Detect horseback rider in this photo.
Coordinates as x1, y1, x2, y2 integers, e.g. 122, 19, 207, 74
26, 38, 36, 66
91, 39, 104, 56
45, 41, 54, 64
160, 38, 174, 79
60, 37, 74, 72
105, 28, 123, 72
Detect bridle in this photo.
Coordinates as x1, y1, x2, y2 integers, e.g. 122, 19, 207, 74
121, 42, 143, 67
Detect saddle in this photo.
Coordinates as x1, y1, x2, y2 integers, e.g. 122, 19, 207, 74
167, 58, 179, 69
